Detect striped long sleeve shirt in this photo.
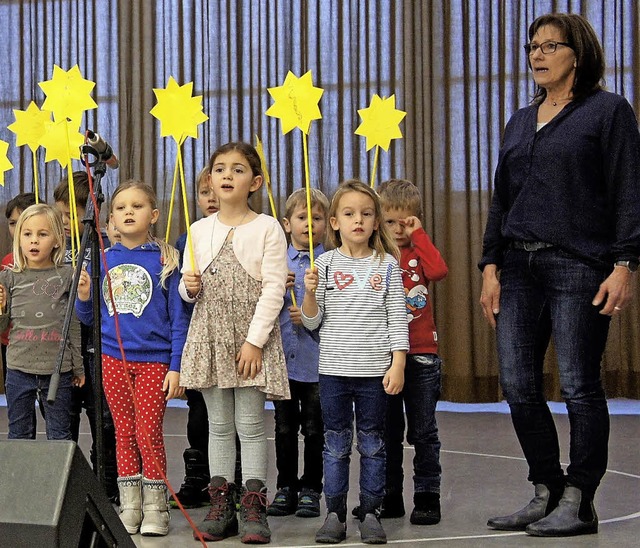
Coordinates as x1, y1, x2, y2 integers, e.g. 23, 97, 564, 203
302, 249, 409, 377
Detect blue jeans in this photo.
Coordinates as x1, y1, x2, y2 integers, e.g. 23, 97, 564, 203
5, 369, 73, 440
274, 379, 324, 493
386, 354, 442, 495
496, 248, 610, 496
319, 374, 387, 518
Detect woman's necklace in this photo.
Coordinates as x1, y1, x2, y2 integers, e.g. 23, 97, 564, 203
545, 96, 572, 107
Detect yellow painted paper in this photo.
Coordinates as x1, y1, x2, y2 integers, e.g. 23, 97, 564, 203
355, 94, 406, 151
0, 140, 14, 186
8, 102, 53, 151
39, 119, 84, 165
266, 71, 323, 135
150, 77, 209, 142
39, 65, 97, 122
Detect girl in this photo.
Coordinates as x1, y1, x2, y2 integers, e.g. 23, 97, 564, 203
301, 180, 409, 544
0, 204, 83, 440
76, 180, 189, 537
180, 142, 289, 544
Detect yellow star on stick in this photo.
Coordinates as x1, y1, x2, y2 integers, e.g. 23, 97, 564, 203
355, 94, 406, 151
150, 76, 209, 142
39, 119, 84, 165
8, 101, 52, 151
150, 76, 209, 272
0, 140, 14, 186
266, 71, 324, 135
39, 65, 97, 122
255, 135, 277, 218
355, 94, 406, 187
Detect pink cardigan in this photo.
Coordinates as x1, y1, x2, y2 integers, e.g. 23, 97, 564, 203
179, 212, 288, 348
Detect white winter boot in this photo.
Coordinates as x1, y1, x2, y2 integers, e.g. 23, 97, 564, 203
117, 475, 142, 534
140, 477, 170, 536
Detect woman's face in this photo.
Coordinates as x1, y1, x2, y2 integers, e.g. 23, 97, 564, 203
529, 25, 577, 93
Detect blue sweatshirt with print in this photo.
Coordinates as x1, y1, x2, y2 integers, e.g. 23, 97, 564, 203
75, 242, 190, 372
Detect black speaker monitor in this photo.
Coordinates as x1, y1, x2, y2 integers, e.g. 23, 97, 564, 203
0, 440, 134, 548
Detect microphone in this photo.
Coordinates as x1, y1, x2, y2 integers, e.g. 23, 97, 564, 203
86, 130, 120, 169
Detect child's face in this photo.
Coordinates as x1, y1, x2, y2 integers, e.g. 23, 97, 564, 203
209, 151, 262, 206
106, 219, 121, 246
284, 203, 327, 250
330, 191, 379, 250
20, 213, 58, 269
110, 188, 159, 246
55, 201, 86, 237
7, 208, 22, 240
383, 207, 414, 248
197, 178, 219, 217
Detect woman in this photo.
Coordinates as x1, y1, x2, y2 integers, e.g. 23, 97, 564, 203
479, 13, 640, 538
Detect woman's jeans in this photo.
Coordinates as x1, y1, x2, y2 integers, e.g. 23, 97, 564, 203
319, 374, 387, 518
5, 369, 73, 440
496, 248, 610, 496
273, 379, 324, 493
385, 354, 442, 495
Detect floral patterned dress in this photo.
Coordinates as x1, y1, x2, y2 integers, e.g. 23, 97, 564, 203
180, 240, 290, 400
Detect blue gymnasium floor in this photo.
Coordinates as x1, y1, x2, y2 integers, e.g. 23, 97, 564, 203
0, 398, 638, 547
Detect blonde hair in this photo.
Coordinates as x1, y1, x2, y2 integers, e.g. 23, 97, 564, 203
12, 204, 66, 272
284, 187, 330, 220
328, 180, 399, 261
196, 166, 210, 191
378, 179, 423, 218
110, 180, 179, 288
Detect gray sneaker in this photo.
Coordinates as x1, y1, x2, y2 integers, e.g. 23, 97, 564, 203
315, 512, 346, 543
358, 513, 387, 544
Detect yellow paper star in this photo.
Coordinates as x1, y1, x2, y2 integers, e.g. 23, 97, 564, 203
150, 77, 209, 142
39, 65, 97, 122
266, 71, 324, 135
8, 102, 53, 152
0, 140, 14, 186
39, 119, 85, 165
355, 94, 406, 151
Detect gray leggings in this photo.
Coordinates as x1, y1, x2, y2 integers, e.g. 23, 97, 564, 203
201, 386, 267, 484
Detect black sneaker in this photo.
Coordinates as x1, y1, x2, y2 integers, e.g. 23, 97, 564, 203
267, 486, 297, 516
296, 488, 321, 517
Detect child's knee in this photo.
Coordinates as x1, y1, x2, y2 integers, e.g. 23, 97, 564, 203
325, 428, 353, 459
356, 429, 385, 458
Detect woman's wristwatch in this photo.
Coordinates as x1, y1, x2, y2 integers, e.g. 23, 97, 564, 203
614, 260, 639, 272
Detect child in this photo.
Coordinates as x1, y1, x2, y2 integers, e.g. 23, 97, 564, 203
76, 180, 190, 537
171, 166, 220, 508
54, 171, 119, 503
268, 187, 328, 519
378, 179, 448, 525
301, 180, 409, 544
180, 142, 290, 544
2, 192, 37, 385
0, 204, 84, 439
106, 218, 121, 246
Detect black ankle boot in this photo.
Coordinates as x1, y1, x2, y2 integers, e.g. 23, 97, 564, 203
487, 483, 563, 531
380, 492, 405, 518
410, 492, 440, 525
170, 448, 210, 508
525, 485, 598, 537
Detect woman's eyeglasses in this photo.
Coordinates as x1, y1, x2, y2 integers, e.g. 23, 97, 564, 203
524, 40, 572, 56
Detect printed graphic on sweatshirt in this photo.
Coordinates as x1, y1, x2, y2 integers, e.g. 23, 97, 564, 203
405, 284, 427, 323
103, 263, 152, 318
333, 268, 384, 291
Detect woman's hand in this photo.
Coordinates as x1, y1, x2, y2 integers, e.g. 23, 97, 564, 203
236, 341, 263, 380
592, 266, 636, 315
480, 264, 501, 328
163, 371, 185, 400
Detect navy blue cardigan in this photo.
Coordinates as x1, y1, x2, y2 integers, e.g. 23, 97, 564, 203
480, 90, 640, 270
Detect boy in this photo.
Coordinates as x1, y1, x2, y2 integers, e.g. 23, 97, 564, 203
377, 179, 448, 525
53, 171, 119, 503
268, 187, 329, 518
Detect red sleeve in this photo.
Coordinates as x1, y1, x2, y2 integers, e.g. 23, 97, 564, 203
1, 253, 13, 270
410, 228, 448, 281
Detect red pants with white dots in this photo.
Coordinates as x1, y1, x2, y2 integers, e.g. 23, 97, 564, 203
102, 355, 168, 480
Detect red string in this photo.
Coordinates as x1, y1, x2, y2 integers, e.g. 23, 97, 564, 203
83, 136, 207, 546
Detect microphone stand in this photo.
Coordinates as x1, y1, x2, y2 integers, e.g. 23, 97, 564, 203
48, 147, 108, 490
